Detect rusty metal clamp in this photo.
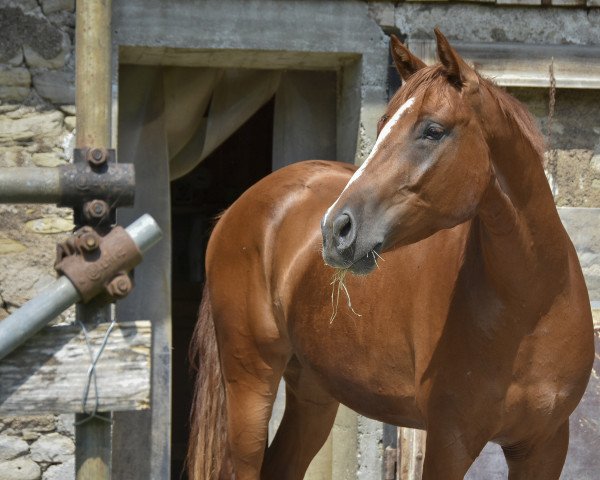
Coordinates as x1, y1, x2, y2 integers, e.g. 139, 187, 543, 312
54, 225, 143, 303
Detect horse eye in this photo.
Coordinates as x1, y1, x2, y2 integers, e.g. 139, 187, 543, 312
423, 124, 445, 141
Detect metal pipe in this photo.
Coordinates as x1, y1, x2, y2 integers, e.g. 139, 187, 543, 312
0, 168, 62, 203
75, 0, 114, 475
0, 214, 162, 361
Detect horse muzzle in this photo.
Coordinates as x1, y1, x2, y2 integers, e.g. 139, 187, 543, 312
321, 209, 382, 275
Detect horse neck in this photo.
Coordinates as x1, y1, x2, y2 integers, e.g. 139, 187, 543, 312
474, 94, 569, 309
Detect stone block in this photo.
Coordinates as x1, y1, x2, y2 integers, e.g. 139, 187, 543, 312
0, 110, 64, 143
43, 458, 74, 480
24, 217, 74, 234
0, 457, 41, 480
0, 416, 55, 433
7, 49, 23, 67
23, 32, 70, 70
41, 0, 74, 15
32, 70, 74, 105
0, 67, 31, 101
0, 434, 29, 461
30, 433, 74, 464
58, 105, 75, 116
31, 152, 67, 167
63, 116, 75, 131
0, 86, 30, 101
0, 67, 31, 87
0, 238, 27, 255
55, 415, 74, 437
0, 1, 40, 13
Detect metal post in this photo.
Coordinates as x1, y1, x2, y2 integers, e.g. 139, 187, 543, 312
75, 1, 113, 478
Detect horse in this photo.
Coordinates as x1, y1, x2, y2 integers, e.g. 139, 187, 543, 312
187, 29, 594, 480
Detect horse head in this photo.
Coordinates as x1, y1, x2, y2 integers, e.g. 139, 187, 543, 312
321, 29, 494, 275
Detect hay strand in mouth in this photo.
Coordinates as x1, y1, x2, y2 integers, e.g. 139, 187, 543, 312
330, 268, 362, 324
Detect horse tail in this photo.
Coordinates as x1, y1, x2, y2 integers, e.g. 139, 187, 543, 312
187, 283, 231, 480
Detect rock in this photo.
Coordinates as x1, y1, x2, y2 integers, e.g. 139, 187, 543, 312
0, 1, 40, 13
58, 105, 75, 116
0, 7, 63, 63
0, 417, 55, 434
0, 238, 27, 255
0, 67, 31, 101
31, 152, 66, 167
30, 433, 74, 464
20, 431, 40, 442
592, 154, 600, 173
0, 457, 41, 480
7, 49, 23, 67
0, 67, 30, 87
32, 70, 74, 105
0, 86, 30, 102
43, 458, 74, 480
0, 434, 29, 461
63, 116, 75, 131
41, 0, 74, 15
24, 217, 73, 234
0, 110, 64, 143
23, 32, 71, 70
54, 415, 74, 438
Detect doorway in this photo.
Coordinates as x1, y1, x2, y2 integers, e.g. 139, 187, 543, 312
170, 97, 275, 479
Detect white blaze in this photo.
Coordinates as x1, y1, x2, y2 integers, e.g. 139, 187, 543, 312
323, 97, 415, 223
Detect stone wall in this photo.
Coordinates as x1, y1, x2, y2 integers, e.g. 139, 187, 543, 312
0, 2, 76, 479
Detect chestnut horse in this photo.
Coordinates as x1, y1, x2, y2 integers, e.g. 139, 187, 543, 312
188, 30, 594, 480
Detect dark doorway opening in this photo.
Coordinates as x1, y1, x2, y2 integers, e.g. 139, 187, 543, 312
170, 97, 275, 479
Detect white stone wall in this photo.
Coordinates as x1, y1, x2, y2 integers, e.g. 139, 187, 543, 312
0, 2, 76, 479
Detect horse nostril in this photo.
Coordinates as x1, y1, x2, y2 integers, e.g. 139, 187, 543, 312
339, 218, 351, 238
333, 213, 354, 247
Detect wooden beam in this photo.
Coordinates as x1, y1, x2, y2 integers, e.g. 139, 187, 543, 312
0, 321, 151, 415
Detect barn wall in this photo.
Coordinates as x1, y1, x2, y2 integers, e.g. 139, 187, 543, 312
0, 1, 77, 479
0, 1, 599, 480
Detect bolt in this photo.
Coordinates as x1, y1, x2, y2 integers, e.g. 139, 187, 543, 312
80, 232, 99, 252
107, 274, 132, 299
87, 148, 107, 167
84, 200, 109, 220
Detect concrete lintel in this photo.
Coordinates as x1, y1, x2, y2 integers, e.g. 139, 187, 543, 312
119, 46, 359, 70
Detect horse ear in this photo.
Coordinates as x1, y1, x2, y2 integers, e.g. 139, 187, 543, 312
390, 35, 427, 81
434, 27, 479, 94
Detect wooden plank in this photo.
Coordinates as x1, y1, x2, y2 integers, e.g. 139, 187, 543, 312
398, 428, 426, 480
0, 321, 151, 415
409, 40, 600, 89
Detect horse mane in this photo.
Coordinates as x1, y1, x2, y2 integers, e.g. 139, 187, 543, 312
479, 76, 545, 160
391, 65, 545, 163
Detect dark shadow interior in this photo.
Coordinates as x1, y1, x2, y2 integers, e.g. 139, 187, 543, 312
170, 97, 275, 479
